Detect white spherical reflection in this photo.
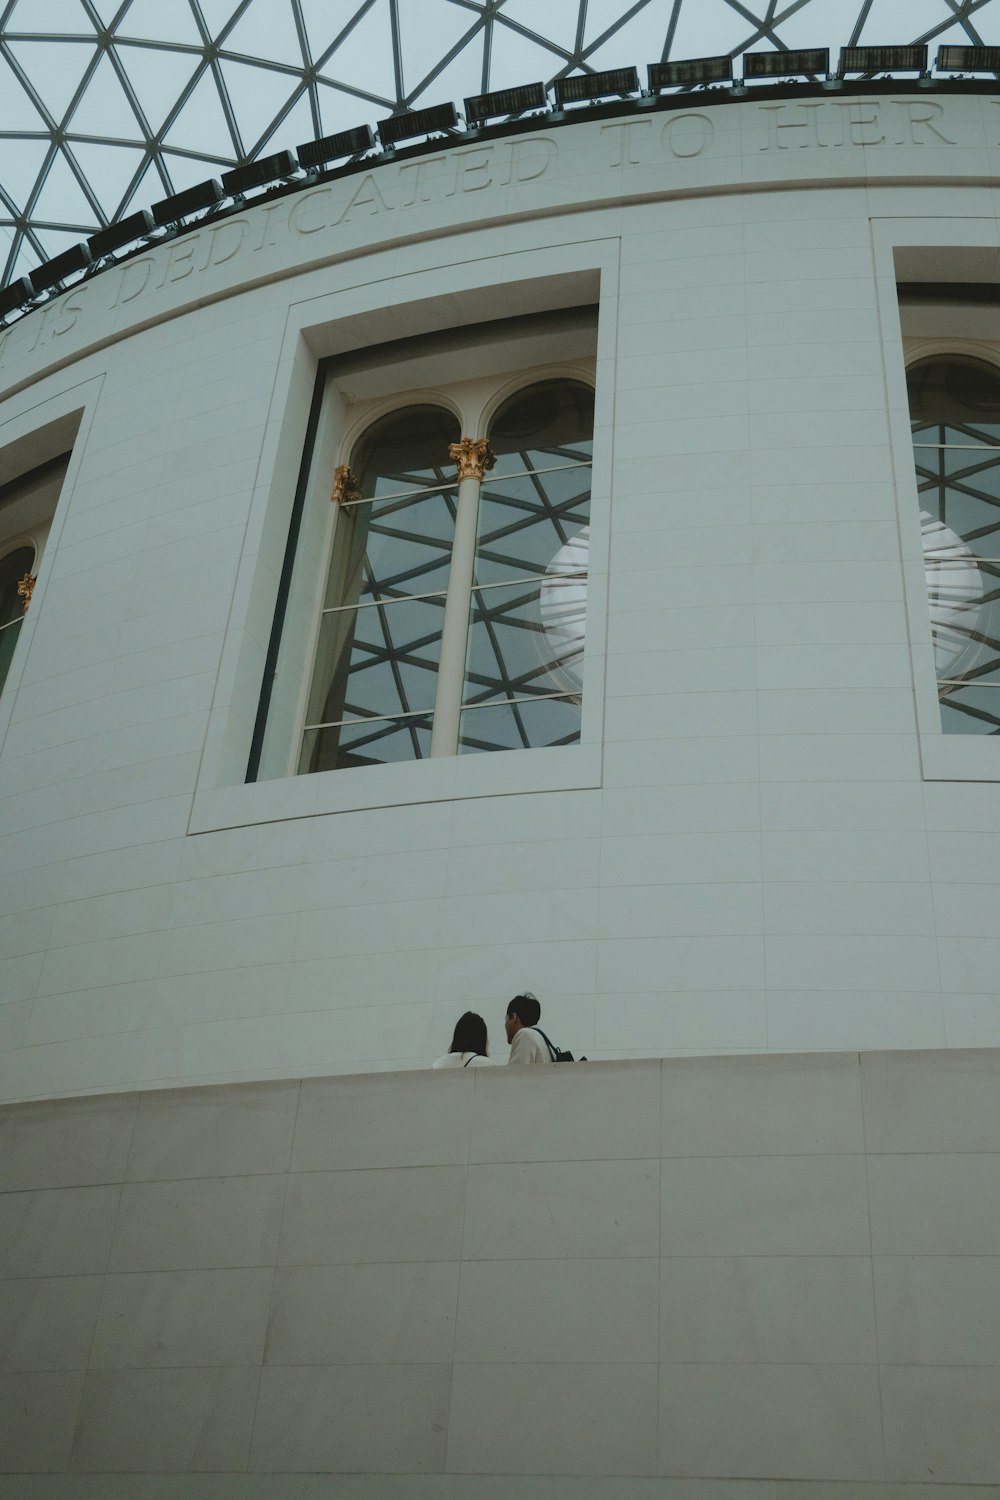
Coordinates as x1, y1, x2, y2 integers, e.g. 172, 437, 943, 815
922, 511, 988, 685
539, 525, 588, 691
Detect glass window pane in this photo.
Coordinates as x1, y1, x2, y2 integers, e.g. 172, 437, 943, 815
475, 472, 591, 585
352, 405, 461, 498
908, 357, 1000, 441
305, 594, 446, 728
323, 488, 457, 610
917, 467, 1000, 560
925, 549, 1000, 684
939, 684, 1000, 735
0, 546, 35, 629
463, 575, 586, 705
300, 713, 433, 772
489, 380, 595, 479
459, 695, 581, 754
0, 616, 23, 696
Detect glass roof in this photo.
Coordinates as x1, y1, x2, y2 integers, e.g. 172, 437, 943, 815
1, 0, 997, 289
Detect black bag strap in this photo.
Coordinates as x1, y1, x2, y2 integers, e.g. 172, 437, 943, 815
462, 1053, 479, 1067
532, 1027, 561, 1061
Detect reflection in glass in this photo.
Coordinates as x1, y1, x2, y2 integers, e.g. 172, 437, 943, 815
301, 405, 459, 773
910, 357, 1000, 734
0, 545, 34, 697
461, 379, 592, 755
300, 713, 433, 772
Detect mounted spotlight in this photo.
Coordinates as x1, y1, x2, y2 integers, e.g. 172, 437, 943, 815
936, 45, 1000, 74
744, 48, 830, 80
296, 125, 375, 168
648, 56, 733, 90
553, 67, 639, 108
222, 150, 298, 197
29, 242, 92, 294
150, 178, 224, 228
0, 276, 32, 320
377, 102, 459, 147
839, 45, 928, 76
464, 82, 547, 123
88, 208, 156, 259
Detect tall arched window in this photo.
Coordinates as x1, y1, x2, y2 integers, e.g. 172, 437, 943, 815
299, 378, 594, 773
909, 356, 1000, 734
0, 543, 35, 697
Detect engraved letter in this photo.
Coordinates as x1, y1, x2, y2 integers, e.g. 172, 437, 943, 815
832, 102, 884, 146
52, 289, 86, 336
111, 255, 154, 307
662, 111, 714, 158
203, 217, 250, 268
452, 145, 493, 193
759, 102, 826, 150
157, 236, 198, 287
500, 136, 556, 184
602, 118, 653, 166
289, 185, 332, 235
895, 99, 955, 145
333, 173, 391, 224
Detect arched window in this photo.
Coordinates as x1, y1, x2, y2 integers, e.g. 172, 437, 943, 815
908, 356, 1000, 734
461, 379, 593, 754
298, 378, 594, 774
300, 405, 460, 772
0, 543, 35, 697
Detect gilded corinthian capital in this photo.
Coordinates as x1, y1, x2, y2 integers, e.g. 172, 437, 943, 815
332, 465, 360, 505
449, 437, 496, 483
17, 573, 36, 613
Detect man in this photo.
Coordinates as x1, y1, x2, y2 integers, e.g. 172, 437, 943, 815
504, 992, 552, 1065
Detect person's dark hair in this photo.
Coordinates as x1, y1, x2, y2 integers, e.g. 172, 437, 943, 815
449, 1011, 488, 1057
506, 992, 540, 1027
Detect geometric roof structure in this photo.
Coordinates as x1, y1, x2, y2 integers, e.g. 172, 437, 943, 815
2, 0, 998, 290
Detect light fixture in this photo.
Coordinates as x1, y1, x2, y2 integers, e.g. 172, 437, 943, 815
296, 125, 375, 168
464, 82, 547, 123
839, 45, 928, 75
0, 276, 32, 319
222, 150, 298, 197
648, 56, 733, 90
88, 208, 156, 259
553, 67, 639, 108
29, 242, 92, 294
150, 178, 224, 227
377, 102, 458, 147
744, 48, 830, 79
936, 45, 1000, 74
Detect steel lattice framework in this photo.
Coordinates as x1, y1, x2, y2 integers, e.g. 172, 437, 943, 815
0, 0, 998, 290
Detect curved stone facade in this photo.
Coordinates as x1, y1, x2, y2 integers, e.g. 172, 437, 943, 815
2, 86, 1000, 1102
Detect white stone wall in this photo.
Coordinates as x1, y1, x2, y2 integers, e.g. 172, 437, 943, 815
1, 93, 1000, 1101
1, 1050, 999, 1490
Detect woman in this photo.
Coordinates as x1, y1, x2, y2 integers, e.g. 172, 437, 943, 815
433, 1011, 491, 1067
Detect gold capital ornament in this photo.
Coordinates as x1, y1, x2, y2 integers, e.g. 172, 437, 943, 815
449, 437, 496, 483
17, 573, 36, 613
332, 465, 360, 505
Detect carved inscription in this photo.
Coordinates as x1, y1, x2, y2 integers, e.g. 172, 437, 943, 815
758, 98, 956, 149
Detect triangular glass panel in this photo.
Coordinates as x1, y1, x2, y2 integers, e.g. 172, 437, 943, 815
6, 0, 95, 35
161, 66, 238, 156
193, 0, 246, 43
219, 59, 302, 155
498, 0, 581, 57
86, 0, 132, 25
317, 0, 396, 103
584, 6, 668, 71
773, 0, 853, 51
223, 0, 304, 67
487, 14, 570, 90
583, 0, 657, 50
298, 0, 372, 66
120, 154, 169, 215
408, 38, 484, 113
115, 0, 203, 45
667, 0, 747, 61
0, 140, 51, 216
0, 56, 46, 130
114, 42, 202, 134
6, 39, 97, 124
160, 150, 232, 194
67, 141, 146, 218
66, 53, 144, 139
11, 240, 44, 282
317, 79, 381, 137
398, 0, 480, 101
859, 0, 947, 44
32, 149, 99, 228
258, 88, 316, 157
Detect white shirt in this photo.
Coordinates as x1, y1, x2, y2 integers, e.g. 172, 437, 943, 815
507, 1027, 552, 1065
432, 1051, 491, 1068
